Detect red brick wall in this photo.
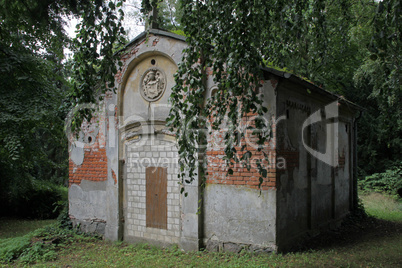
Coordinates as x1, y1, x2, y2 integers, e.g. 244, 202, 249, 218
115, 39, 146, 85
69, 110, 108, 186
69, 139, 108, 186
206, 113, 277, 190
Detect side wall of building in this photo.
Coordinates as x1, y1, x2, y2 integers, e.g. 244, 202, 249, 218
275, 79, 356, 250
68, 92, 120, 240
203, 80, 278, 253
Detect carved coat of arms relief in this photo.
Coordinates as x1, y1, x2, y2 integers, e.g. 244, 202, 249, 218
140, 67, 166, 102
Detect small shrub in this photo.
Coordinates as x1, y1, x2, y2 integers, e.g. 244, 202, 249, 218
0, 223, 85, 264
18, 241, 58, 263
359, 162, 402, 198
27, 180, 68, 219
0, 234, 32, 262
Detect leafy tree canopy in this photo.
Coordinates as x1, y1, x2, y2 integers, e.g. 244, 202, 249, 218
140, 0, 183, 30
158, 0, 401, 187
0, 0, 126, 217
69, 0, 126, 131
165, 0, 353, 187
353, 0, 401, 175
0, 0, 81, 216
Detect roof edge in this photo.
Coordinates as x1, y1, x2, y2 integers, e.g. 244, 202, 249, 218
123, 29, 186, 51
116, 30, 363, 112
261, 66, 364, 112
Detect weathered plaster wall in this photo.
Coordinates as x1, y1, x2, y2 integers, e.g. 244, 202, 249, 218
68, 181, 107, 234
205, 80, 277, 189
275, 87, 310, 247
69, 113, 106, 186
334, 121, 351, 219
203, 185, 277, 253
104, 92, 120, 241
275, 79, 355, 250
68, 92, 120, 240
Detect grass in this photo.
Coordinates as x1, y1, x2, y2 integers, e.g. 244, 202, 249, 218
0, 218, 56, 239
10, 231, 400, 268
0, 192, 401, 267
360, 192, 402, 222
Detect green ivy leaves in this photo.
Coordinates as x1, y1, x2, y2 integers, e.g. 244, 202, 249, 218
70, 0, 127, 132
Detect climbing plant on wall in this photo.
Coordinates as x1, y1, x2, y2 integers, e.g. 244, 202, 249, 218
164, 0, 358, 191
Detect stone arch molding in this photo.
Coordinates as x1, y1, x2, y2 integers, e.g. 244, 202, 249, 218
118, 51, 178, 132
116, 32, 187, 140
114, 34, 187, 245
116, 37, 185, 162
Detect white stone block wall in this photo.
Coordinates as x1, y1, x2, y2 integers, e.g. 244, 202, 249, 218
124, 136, 181, 244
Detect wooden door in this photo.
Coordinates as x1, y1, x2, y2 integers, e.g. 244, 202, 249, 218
146, 167, 167, 229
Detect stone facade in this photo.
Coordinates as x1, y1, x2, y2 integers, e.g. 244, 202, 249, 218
124, 137, 181, 245
68, 29, 362, 252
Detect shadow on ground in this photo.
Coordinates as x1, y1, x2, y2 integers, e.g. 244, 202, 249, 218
290, 214, 402, 252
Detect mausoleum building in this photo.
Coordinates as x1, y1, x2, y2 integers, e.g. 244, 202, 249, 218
68, 29, 362, 252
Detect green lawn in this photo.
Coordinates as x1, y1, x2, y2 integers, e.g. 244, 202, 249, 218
0, 218, 56, 239
1, 193, 401, 267
360, 192, 402, 222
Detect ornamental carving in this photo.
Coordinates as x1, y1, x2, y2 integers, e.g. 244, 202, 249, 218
140, 67, 166, 101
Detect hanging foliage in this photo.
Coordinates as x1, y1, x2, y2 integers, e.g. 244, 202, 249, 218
69, 0, 127, 132
165, 0, 354, 191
